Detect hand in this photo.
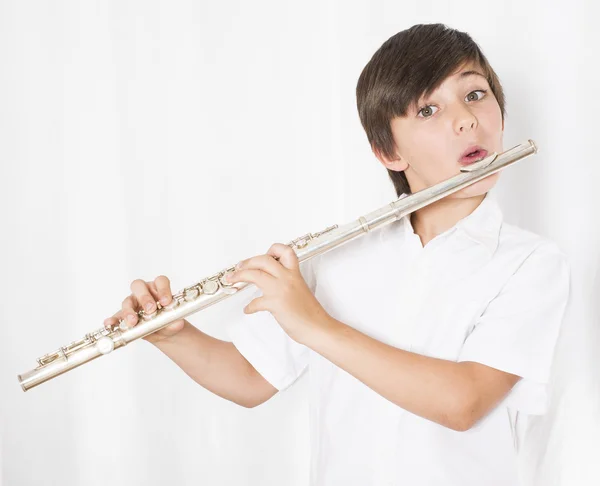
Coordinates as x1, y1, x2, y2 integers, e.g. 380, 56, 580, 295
226, 243, 331, 344
103, 275, 185, 344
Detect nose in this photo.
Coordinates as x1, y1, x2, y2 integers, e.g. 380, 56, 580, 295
453, 105, 478, 133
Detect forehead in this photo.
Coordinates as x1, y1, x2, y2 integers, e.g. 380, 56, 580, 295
452, 60, 488, 83
414, 60, 488, 105
437, 60, 486, 89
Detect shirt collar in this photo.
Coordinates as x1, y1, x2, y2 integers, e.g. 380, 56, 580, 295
397, 190, 503, 254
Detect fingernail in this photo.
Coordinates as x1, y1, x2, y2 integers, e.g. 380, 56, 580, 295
236, 261, 243, 269
145, 303, 154, 312
128, 314, 136, 323
160, 297, 170, 305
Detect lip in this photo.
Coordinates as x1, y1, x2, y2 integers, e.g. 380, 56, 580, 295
458, 145, 488, 166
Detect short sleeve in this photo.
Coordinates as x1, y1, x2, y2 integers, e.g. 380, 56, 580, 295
226, 255, 321, 391
457, 243, 571, 415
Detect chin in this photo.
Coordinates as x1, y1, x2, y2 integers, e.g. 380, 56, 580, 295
450, 172, 500, 199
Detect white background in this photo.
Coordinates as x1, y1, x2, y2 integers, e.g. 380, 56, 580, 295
1, 1, 599, 485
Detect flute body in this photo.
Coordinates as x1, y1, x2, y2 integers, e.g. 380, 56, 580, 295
17, 140, 538, 391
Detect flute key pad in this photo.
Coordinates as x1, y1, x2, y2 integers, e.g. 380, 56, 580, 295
202, 280, 219, 295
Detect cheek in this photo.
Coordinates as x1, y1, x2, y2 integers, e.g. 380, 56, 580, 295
395, 120, 441, 157
480, 102, 504, 136
407, 134, 455, 177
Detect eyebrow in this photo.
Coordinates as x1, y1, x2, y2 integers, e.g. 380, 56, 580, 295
459, 70, 487, 80
412, 70, 488, 111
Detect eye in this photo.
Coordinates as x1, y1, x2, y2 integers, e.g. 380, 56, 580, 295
417, 105, 438, 118
465, 89, 487, 102
417, 89, 488, 119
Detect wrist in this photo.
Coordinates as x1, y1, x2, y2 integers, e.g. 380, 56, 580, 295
299, 314, 341, 348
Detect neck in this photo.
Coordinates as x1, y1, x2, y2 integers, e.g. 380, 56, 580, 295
410, 193, 486, 247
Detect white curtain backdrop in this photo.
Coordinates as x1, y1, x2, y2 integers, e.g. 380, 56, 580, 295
1, 1, 599, 485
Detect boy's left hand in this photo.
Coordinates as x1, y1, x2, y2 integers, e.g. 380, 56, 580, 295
225, 243, 332, 344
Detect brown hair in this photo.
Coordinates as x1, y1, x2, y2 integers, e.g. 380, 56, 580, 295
356, 23, 506, 197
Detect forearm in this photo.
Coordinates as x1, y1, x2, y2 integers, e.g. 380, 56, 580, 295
303, 317, 488, 431
150, 320, 273, 408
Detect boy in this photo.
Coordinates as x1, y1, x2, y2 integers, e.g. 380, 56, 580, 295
104, 23, 570, 485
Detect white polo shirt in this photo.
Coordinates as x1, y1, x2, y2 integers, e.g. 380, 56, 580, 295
227, 191, 571, 486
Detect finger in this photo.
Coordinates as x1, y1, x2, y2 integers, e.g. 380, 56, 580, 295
130, 279, 158, 315
153, 275, 174, 306
237, 254, 285, 278
227, 269, 274, 289
244, 296, 268, 315
267, 243, 299, 271
104, 309, 124, 328
147, 281, 161, 301
120, 294, 141, 327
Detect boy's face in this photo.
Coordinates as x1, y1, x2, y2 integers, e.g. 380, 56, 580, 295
376, 60, 504, 199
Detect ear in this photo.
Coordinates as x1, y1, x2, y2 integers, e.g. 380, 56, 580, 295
372, 145, 409, 172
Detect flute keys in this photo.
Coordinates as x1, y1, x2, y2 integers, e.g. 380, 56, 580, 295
219, 273, 239, 294
141, 309, 157, 321
296, 239, 308, 248
202, 280, 219, 295
95, 337, 115, 355
162, 299, 180, 311
184, 288, 200, 302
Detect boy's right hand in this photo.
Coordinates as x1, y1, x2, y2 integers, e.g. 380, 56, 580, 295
103, 275, 185, 344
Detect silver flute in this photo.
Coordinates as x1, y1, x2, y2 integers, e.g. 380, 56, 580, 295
18, 140, 538, 391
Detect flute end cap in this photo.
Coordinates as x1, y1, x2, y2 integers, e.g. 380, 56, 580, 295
17, 375, 27, 392
529, 139, 538, 154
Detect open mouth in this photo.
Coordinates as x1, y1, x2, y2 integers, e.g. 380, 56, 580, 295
460, 149, 488, 165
